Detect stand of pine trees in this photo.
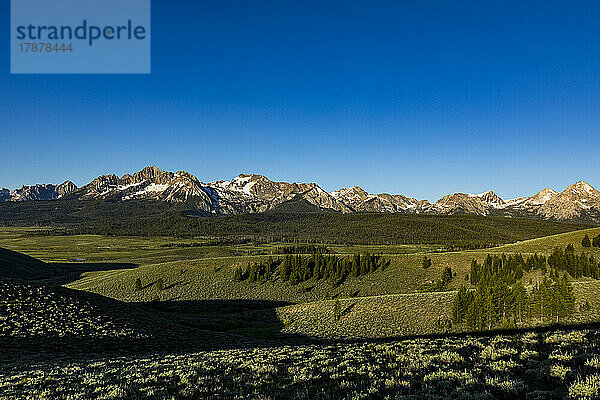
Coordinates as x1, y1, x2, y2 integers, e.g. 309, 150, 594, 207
467, 245, 600, 286
234, 252, 388, 287
548, 244, 600, 278
452, 245, 594, 331
234, 259, 281, 283
453, 275, 575, 331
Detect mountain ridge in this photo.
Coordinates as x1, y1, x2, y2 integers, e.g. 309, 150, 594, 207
2, 166, 599, 223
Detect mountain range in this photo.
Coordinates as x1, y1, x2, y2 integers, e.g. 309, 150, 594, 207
2, 165, 599, 223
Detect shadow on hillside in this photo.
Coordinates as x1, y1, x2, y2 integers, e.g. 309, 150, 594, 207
0, 296, 291, 365
130, 299, 600, 347
134, 299, 291, 313
0, 328, 272, 365
129, 299, 306, 344
340, 302, 357, 318
8, 290, 600, 368
37, 262, 139, 285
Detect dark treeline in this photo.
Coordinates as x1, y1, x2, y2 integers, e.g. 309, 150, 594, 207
548, 244, 600, 278
453, 275, 575, 331
68, 212, 591, 247
160, 239, 251, 248
272, 244, 332, 254
468, 245, 600, 285
469, 253, 548, 286
0, 199, 591, 247
234, 252, 388, 286
234, 259, 282, 283
548, 244, 600, 279
452, 245, 597, 331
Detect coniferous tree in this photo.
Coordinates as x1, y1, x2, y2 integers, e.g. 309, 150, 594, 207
557, 274, 575, 321
510, 280, 528, 323
470, 259, 479, 285
452, 286, 473, 323
234, 266, 244, 281
243, 253, 386, 286
454, 247, 582, 331
422, 256, 432, 269
333, 299, 342, 321
441, 267, 453, 286
582, 235, 592, 248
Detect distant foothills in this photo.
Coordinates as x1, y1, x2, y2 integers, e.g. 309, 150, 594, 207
1, 165, 600, 223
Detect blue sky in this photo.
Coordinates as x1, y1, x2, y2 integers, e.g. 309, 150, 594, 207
1, 0, 599, 201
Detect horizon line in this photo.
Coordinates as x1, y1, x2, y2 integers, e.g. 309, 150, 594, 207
1, 164, 596, 204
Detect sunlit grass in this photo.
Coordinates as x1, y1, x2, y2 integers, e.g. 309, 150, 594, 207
3, 327, 600, 399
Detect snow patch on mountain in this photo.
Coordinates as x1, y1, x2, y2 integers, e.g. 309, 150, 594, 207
2, 166, 599, 222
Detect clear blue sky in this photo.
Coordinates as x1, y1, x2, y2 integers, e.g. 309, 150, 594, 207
2, 1, 599, 201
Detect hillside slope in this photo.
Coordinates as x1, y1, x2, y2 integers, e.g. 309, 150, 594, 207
0, 247, 51, 279
65, 227, 600, 307
263, 280, 600, 339
0, 279, 260, 358
489, 226, 600, 254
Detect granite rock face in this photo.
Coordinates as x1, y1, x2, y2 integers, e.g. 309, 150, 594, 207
3, 166, 600, 222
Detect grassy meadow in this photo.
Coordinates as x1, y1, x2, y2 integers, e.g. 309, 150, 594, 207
0, 227, 444, 265
3, 226, 600, 340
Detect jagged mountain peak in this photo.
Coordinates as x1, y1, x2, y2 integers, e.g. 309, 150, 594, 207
212, 174, 262, 196
78, 166, 211, 212
434, 192, 490, 215
332, 186, 431, 213
143, 164, 162, 173
2, 169, 599, 222
231, 173, 282, 184
88, 173, 119, 187
130, 165, 173, 184
475, 190, 506, 208
56, 181, 78, 197
539, 187, 558, 195
331, 186, 371, 199
237, 173, 263, 179
565, 181, 599, 196
506, 188, 558, 207
210, 173, 348, 212
4, 181, 78, 201
529, 188, 558, 204
0, 188, 11, 201
537, 182, 600, 222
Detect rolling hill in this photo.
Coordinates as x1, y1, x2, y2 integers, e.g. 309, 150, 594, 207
0, 247, 51, 279
0, 277, 261, 359
61, 227, 600, 339
63, 227, 600, 301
